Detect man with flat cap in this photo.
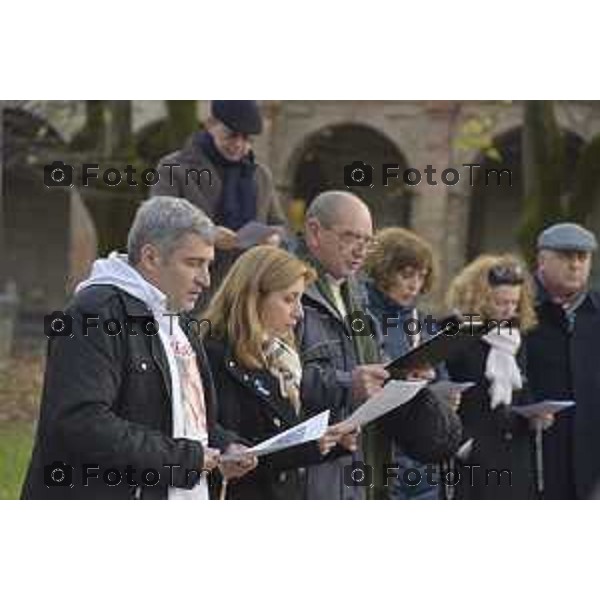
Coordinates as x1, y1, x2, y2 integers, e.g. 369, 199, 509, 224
152, 100, 286, 299
525, 222, 600, 498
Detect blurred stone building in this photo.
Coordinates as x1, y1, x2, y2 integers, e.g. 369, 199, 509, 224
3, 100, 600, 347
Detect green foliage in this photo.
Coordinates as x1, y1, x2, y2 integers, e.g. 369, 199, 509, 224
455, 114, 504, 161
454, 102, 514, 161
0, 421, 34, 499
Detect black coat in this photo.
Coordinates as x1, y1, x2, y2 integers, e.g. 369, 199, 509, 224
204, 338, 335, 499
21, 285, 237, 500
446, 339, 536, 500
525, 288, 600, 499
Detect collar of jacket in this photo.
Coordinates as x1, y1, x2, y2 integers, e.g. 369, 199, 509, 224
533, 273, 600, 312
303, 283, 343, 322
296, 237, 364, 321
365, 279, 415, 318
295, 239, 380, 364
221, 343, 300, 426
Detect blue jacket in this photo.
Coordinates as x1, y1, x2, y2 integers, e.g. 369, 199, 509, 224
365, 280, 447, 379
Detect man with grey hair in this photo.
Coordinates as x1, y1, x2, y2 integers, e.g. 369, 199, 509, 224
525, 222, 600, 499
297, 190, 462, 499
22, 196, 256, 500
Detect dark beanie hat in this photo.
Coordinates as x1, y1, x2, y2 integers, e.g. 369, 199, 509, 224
210, 100, 263, 135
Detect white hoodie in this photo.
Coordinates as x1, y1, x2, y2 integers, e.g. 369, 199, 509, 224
76, 252, 209, 500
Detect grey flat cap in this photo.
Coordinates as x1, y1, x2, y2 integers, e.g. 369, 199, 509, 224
537, 222, 598, 253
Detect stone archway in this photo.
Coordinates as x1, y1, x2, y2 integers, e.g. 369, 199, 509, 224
466, 127, 585, 259
286, 122, 412, 229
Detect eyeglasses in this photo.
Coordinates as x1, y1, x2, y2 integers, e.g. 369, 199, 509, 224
328, 227, 376, 250
488, 264, 525, 286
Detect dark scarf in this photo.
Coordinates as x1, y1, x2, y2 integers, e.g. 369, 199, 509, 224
195, 131, 258, 230
533, 273, 590, 334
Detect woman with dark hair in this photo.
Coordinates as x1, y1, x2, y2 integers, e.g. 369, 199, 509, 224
364, 227, 450, 499
445, 254, 551, 499
203, 245, 358, 499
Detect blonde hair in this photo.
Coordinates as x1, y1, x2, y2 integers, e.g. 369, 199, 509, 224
446, 254, 537, 332
364, 227, 438, 295
202, 245, 316, 369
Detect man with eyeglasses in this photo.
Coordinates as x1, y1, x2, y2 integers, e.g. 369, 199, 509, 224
296, 190, 462, 499
525, 222, 600, 499
152, 101, 286, 301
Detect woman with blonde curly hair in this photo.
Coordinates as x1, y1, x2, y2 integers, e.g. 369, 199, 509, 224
445, 254, 546, 499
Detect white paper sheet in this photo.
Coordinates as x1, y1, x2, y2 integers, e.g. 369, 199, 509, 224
343, 380, 427, 428
511, 400, 575, 419
221, 409, 330, 460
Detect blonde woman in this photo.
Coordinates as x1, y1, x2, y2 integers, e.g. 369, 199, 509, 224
203, 245, 357, 499
445, 254, 543, 499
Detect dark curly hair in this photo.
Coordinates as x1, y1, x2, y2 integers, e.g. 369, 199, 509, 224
363, 227, 437, 294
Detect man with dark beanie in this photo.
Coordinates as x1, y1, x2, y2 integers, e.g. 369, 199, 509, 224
152, 101, 286, 299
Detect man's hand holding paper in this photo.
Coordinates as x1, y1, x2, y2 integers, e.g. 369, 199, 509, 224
218, 443, 258, 481
319, 422, 361, 455
351, 363, 390, 403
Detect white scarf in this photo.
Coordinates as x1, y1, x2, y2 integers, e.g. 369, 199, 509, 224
482, 327, 523, 410
76, 252, 209, 500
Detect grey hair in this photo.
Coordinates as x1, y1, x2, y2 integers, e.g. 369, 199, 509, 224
304, 190, 364, 228
127, 196, 215, 264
